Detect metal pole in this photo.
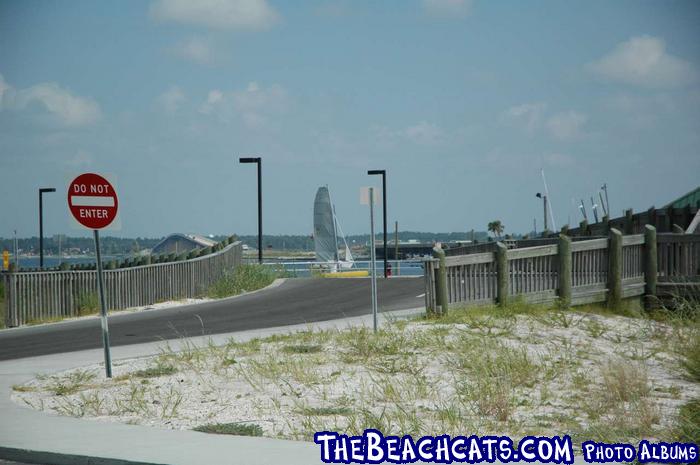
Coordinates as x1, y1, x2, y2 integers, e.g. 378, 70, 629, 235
543, 195, 548, 231
239, 157, 263, 264
394, 221, 399, 276
602, 184, 610, 217
14, 230, 18, 269
257, 159, 262, 264
368, 170, 387, 278
381, 172, 387, 278
369, 188, 378, 332
93, 229, 112, 378
599, 192, 608, 216
39, 191, 44, 269
591, 197, 599, 223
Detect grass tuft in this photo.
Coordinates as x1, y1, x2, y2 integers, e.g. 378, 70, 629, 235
193, 422, 263, 437
206, 265, 279, 298
282, 344, 323, 354
133, 363, 177, 379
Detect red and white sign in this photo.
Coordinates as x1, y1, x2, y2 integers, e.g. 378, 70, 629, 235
67, 173, 118, 230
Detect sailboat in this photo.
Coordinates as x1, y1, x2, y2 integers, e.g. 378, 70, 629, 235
313, 186, 365, 276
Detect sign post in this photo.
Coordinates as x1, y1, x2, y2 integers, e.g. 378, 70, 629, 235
67, 173, 118, 378
361, 187, 379, 332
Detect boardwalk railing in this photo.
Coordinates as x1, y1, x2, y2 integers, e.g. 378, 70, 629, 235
425, 228, 700, 313
2, 241, 243, 327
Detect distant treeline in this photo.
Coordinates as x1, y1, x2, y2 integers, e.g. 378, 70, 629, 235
1, 230, 499, 255
0, 236, 162, 256
237, 231, 493, 251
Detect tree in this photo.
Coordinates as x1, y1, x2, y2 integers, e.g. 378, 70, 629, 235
487, 220, 505, 239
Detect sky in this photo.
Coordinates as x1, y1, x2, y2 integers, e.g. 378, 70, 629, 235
1, 0, 699, 239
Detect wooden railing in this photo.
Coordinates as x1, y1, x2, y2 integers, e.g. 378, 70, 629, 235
425, 229, 700, 313
2, 241, 243, 327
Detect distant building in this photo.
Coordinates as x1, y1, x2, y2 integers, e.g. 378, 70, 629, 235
151, 233, 217, 255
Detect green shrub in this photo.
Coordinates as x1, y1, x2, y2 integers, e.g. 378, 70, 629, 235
674, 399, 700, 445
75, 292, 98, 316
206, 265, 279, 298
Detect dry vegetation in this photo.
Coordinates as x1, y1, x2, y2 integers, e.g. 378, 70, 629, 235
13, 300, 700, 445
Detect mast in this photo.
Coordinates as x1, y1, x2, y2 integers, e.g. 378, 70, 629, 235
327, 185, 340, 263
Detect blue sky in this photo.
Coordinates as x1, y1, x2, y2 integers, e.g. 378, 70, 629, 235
1, 0, 699, 238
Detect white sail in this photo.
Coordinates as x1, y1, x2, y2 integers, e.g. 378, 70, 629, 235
314, 186, 337, 263
313, 186, 354, 271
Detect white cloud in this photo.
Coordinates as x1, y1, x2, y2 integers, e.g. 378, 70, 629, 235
174, 36, 217, 65
0, 74, 9, 102
198, 82, 287, 128
588, 35, 698, 88
198, 89, 224, 114
373, 121, 445, 147
157, 86, 186, 113
404, 121, 444, 144
150, 0, 280, 30
502, 102, 546, 134
421, 0, 472, 18
0, 75, 101, 126
545, 111, 587, 140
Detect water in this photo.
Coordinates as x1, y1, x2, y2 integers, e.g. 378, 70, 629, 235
10, 257, 426, 277
11, 256, 122, 270
258, 259, 426, 277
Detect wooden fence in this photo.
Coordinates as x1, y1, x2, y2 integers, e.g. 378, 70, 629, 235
2, 241, 242, 327
424, 228, 700, 313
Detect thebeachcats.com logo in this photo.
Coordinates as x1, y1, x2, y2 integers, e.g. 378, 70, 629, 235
314, 430, 699, 464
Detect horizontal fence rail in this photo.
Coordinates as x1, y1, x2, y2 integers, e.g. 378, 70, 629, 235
426, 230, 700, 313
2, 242, 242, 327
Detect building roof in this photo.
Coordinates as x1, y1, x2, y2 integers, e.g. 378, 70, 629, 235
665, 186, 700, 209
151, 233, 217, 252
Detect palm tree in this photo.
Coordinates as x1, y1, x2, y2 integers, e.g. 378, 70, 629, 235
487, 220, 505, 239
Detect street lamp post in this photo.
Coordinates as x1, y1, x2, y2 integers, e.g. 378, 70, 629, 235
239, 157, 263, 264
367, 169, 387, 278
536, 192, 548, 234
39, 187, 56, 269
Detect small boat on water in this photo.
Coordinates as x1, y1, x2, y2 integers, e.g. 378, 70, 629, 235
313, 186, 368, 277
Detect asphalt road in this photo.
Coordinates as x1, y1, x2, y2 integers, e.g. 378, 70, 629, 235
0, 277, 424, 361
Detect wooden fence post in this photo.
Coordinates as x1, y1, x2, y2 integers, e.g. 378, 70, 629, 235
607, 228, 623, 308
601, 215, 610, 236
558, 234, 572, 308
624, 209, 634, 234
579, 220, 589, 236
644, 225, 657, 309
432, 247, 448, 315
665, 206, 674, 232
496, 242, 509, 307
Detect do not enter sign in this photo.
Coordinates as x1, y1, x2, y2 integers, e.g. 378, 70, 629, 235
68, 173, 118, 230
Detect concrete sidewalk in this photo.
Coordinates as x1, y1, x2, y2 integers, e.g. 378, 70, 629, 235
0, 308, 425, 465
